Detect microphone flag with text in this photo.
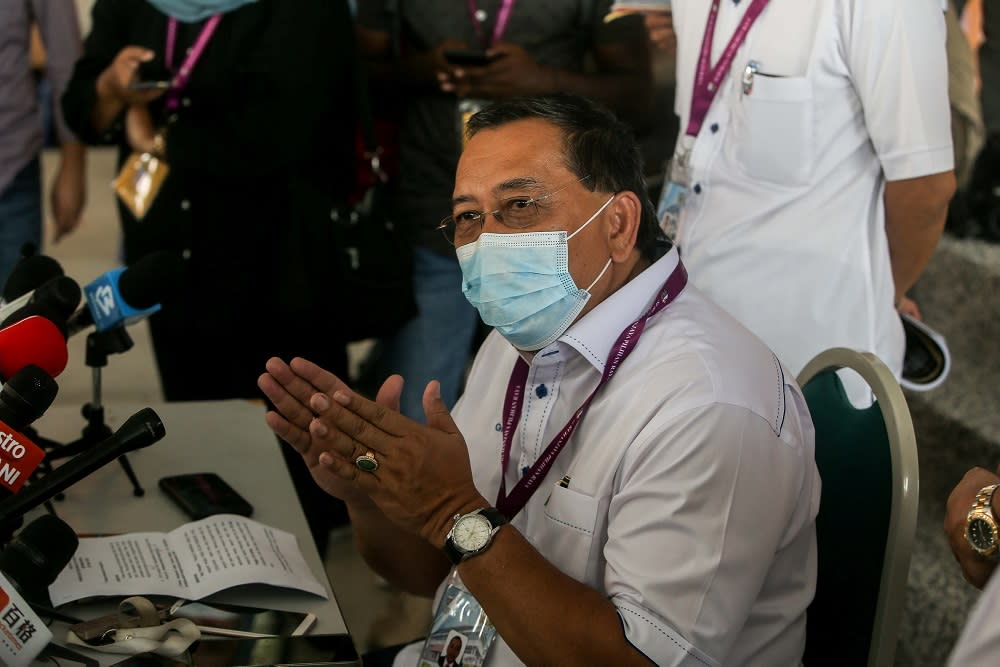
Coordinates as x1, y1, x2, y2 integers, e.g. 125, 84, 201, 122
0, 366, 57, 496
0, 515, 79, 666
67, 251, 185, 336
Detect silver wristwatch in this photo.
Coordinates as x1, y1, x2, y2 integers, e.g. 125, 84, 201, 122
443, 507, 507, 565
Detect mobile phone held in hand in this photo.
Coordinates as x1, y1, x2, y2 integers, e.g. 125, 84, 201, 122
159, 472, 253, 520
443, 48, 498, 66
129, 61, 172, 90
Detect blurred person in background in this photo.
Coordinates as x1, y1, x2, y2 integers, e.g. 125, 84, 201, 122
0, 1, 86, 286
61, 0, 358, 554
355, 0, 653, 421
625, 0, 955, 402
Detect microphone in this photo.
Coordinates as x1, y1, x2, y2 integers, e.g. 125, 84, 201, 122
0, 255, 63, 305
0, 515, 79, 665
0, 276, 82, 325
67, 251, 185, 335
0, 408, 165, 526
0, 514, 78, 606
0, 316, 69, 380
0, 366, 54, 498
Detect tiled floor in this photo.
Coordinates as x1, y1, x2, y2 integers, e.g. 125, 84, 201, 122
37, 147, 431, 655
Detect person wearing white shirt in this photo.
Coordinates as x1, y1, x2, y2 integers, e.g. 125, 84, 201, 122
260, 95, 820, 666
629, 0, 956, 395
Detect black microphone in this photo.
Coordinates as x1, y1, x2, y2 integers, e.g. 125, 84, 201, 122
1, 255, 63, 305
0, 514, 78, 608
66, 251, 185, 336
0, 365, 59, 432
0, 408, 166, 527
0, 276, 81, 325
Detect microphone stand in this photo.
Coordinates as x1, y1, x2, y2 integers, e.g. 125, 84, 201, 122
28, 327, 145, 499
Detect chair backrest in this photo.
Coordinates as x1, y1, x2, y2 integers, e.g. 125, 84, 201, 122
797, 348, 919, 667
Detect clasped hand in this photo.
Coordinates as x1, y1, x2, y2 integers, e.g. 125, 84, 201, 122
436, 41, 555, 99
258, 358, 486, 547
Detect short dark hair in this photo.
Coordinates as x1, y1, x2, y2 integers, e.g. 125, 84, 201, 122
466, 94, 663, 261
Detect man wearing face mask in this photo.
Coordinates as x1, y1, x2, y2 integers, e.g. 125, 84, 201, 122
260, 95, 820, 666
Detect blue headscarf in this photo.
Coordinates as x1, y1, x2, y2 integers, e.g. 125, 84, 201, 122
146, 0, 258, 22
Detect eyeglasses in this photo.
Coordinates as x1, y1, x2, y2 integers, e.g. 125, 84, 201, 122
438, 175, 594, 246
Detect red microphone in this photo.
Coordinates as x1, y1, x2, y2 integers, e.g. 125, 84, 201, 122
0, 316, 68, 380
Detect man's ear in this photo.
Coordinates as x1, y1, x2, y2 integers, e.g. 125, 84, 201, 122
606, 190, 643, 262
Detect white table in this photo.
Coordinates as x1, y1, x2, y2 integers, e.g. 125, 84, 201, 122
24, 400, 359, 665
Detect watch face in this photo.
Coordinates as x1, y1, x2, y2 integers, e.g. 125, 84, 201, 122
968, 516, 998, 551
453, 514, 492, 553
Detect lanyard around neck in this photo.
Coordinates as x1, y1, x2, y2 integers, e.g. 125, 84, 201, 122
164, 15, 222, 111
685, 0, 769, 137
466, 0, 515, 49
495, 260, 689, 520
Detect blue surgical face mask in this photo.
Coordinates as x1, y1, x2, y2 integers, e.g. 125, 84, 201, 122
456, 195, 616, 351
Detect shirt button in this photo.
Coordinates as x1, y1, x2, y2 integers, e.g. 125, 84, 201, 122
693, 183, 703, 194
168, 114, 179, 125
180, 199, 191, 211
535, 384, 548, 398
182, 98, 191, 107
182, 248, 192, 260
475, 8, 487, 21
710, 123, 719, 133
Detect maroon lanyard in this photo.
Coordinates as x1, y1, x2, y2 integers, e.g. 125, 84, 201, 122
495, 261, 689, 520
685, 0, 769, 137
466, 0, 515, 49
164, 15, 222, 111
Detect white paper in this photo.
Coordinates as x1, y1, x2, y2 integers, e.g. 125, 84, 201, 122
48, 514, 329, 606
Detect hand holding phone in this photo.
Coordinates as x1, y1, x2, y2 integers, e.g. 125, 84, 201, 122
159, 473, 253, 520
443, 48, 499, 67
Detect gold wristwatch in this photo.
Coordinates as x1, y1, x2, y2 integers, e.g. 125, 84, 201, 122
966, 483, 1000, 560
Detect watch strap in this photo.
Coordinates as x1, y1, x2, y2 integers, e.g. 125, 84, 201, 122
443, 507, 508, 566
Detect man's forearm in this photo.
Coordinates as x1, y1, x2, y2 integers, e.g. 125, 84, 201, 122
457, 527, 650, 666
59, 140, 86, 170
348, 500, 451, 597
884, 171, 956, 299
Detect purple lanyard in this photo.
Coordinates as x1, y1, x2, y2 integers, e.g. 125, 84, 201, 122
466, 0, 515, 49
495, 261, 689, 520
685, 0, 769, 137
164, 15, 222, 111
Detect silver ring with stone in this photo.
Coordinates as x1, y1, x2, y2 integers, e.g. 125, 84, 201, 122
355, 451, 378, 473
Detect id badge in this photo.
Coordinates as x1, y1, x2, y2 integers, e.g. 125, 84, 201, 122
656, 144, 693, 241
458, 99, 488, 148
112, 151, 170, 220
416, 570, 497, 666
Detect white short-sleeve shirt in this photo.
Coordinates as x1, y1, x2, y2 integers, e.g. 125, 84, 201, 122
396, 249, 820, 666
669, 0, 953, 379
948, 568, 1000, 665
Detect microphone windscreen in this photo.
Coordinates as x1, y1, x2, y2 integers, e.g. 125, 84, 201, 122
118, 251, 185, 310
0, 365, 58, 430
2, 255, 63, 302
114, 407, 166, 452
0, 302, 69, 339
0, 514, 79, 592
0, 316, 69, 380
34, 276, 82, 321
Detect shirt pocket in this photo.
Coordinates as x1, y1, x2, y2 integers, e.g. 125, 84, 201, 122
730, 72, 815, 187
542, 485, 600, 581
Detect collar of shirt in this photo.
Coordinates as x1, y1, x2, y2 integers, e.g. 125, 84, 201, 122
552, 246, 681, 373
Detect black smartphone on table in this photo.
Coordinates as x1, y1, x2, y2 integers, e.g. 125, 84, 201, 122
443, 48, 499, 66
159, 472, 254, 520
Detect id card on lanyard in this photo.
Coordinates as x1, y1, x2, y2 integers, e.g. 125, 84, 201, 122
457, 0, 515, 146
656, 0, 769, 239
